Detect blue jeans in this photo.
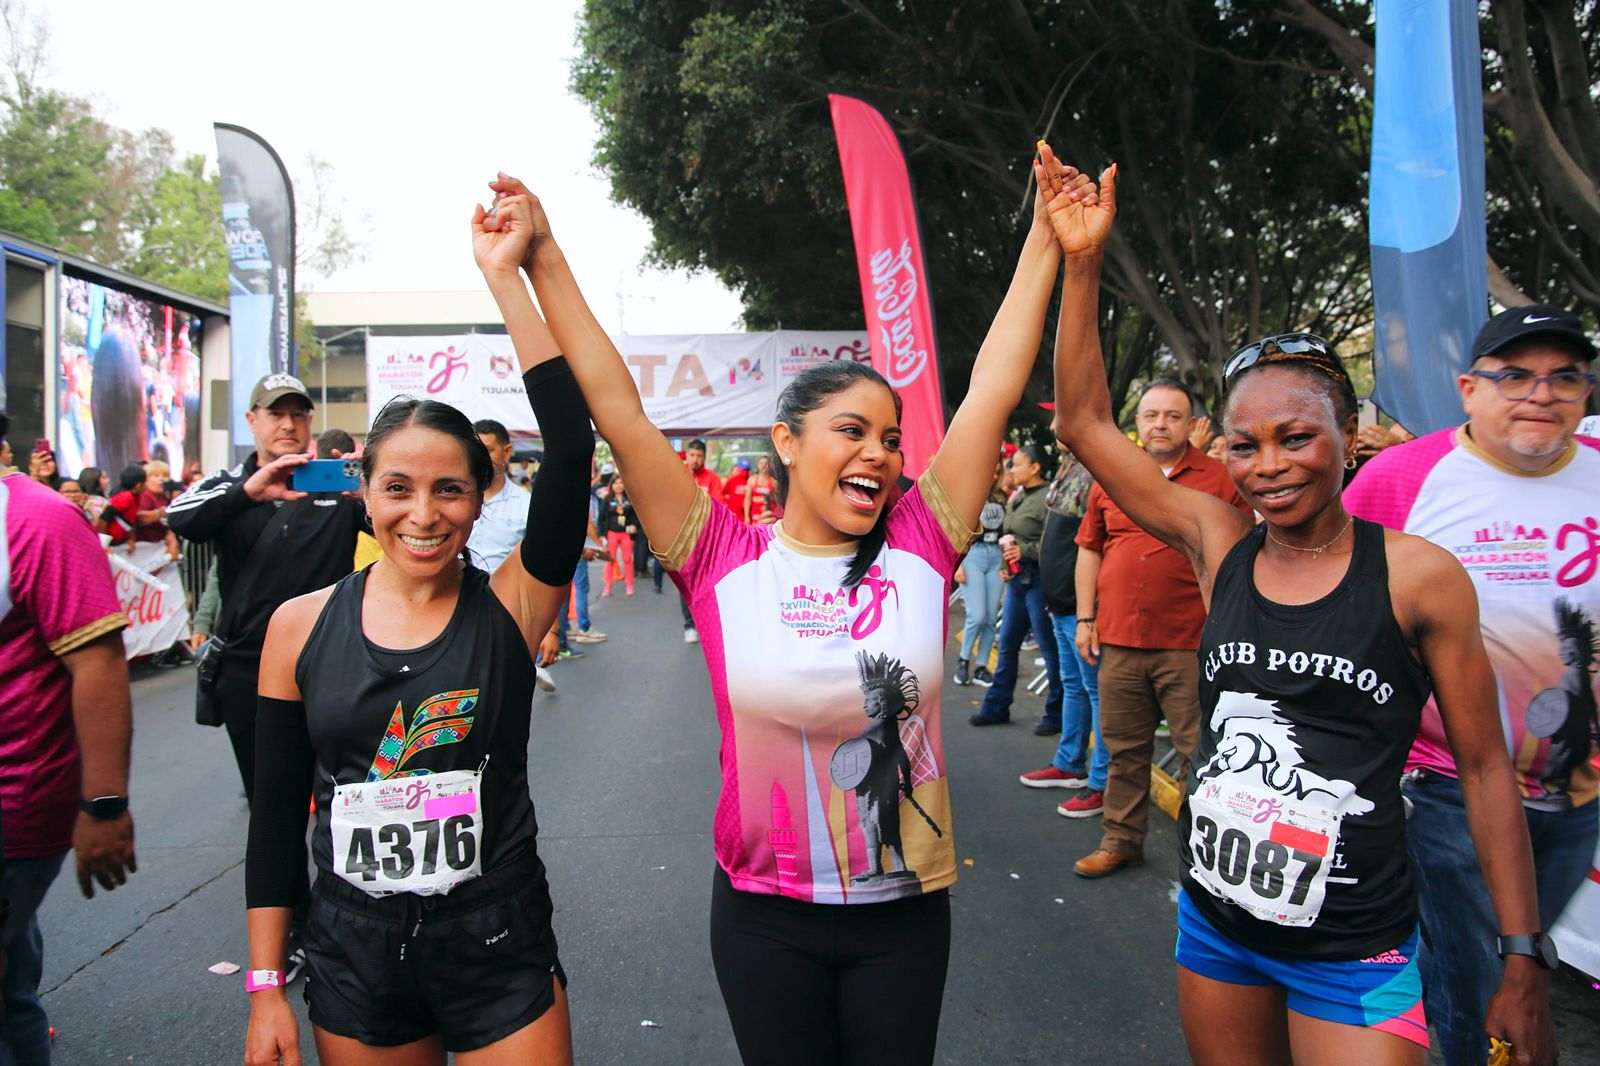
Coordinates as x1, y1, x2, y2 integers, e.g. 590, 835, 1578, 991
959, 542, 1002, 665
557, 560, 594, 648
1, 852, 67, 1066
1403, 770, 1599, 1066
1049, 614, 1107, 791
977, 572, 1061, 722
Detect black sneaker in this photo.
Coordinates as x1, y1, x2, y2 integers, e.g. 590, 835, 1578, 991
972, 665, 994, 687
953, 659, 971, 686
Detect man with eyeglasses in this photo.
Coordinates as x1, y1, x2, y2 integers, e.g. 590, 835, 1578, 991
1345, 304, 1598, 1066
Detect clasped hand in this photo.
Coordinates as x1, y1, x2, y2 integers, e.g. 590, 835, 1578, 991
1033, 141, 1116, 257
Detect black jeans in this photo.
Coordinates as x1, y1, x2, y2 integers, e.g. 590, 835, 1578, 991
709, 866, 950, 1066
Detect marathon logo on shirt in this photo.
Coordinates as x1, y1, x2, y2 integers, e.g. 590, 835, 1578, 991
778, 568, 899, 641
1204, 641, 1397, 704
1452, 515, 1600, 589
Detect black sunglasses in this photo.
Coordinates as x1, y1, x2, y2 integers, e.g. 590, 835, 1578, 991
1224, 333, 1351, 388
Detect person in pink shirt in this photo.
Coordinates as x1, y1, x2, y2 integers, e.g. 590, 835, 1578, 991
0, 411, 138, 1064
492, 156, 1088, 1064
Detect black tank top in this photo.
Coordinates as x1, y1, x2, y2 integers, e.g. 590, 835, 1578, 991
1181, 519, 1431, 959
296, 565, 539, 878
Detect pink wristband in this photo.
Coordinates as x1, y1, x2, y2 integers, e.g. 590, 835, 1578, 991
246, 969, 283, 993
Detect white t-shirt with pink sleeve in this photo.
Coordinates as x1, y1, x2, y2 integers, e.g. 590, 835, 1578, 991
1344, 427, 1600, 810
662, 471, 974, 904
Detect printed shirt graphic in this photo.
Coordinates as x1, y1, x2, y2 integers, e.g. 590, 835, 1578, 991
1189, 690, 1376, 928
665, 471, 973, 903
1344, 427, 1600, 807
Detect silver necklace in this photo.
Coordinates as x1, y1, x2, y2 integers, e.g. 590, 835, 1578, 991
1267, 514, 1353, 558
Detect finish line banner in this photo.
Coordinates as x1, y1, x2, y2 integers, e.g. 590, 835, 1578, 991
366, 331, 869, 436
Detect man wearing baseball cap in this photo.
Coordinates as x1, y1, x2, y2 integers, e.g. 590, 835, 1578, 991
165, 373, 364, 982
1345, 304, 1597, 1065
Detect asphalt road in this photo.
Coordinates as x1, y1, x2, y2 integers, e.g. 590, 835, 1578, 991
33, 581, 1600, 1064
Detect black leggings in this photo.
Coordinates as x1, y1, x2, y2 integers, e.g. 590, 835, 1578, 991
709, 866, 950, 1066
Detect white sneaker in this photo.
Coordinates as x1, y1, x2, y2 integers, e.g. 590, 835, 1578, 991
573, 628, 608, 643
684, 628, 700, 644
535, 666, 557, 693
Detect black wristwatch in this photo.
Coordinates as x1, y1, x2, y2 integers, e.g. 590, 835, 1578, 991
1497, 932, 1559, 971
80, 795, 129, 820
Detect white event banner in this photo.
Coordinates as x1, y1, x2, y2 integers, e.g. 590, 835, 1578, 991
366, 331, 870, 436
109, 542, 190, 659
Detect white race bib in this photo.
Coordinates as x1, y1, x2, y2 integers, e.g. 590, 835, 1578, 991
1186, 778, 1341, 927
330, 769, 483, 897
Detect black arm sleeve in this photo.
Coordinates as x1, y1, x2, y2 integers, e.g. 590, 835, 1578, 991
519, 358, 596, 586
245, 696, 315, 909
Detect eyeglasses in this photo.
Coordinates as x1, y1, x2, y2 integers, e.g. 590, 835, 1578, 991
1469, 368, 1595, 403
1224, 333, 1352, 389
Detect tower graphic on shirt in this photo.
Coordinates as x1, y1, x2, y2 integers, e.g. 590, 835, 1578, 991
767, 781, 799, 888
366, 689, 479, 781
1525, 598, 1599, 796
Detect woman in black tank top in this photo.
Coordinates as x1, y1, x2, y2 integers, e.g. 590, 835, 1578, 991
241, 188, 593, 1066
1037, 150, 1553, 1065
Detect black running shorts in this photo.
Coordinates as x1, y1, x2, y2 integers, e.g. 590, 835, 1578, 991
303, 852, 566, 1052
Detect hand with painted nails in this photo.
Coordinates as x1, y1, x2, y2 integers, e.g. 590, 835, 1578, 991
1034, 141, 1116, 258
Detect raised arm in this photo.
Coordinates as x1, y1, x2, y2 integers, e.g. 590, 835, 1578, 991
470, 191, 596, 652
928, 162, 1073, 523
1042, 149, 1247, 578
487, 175, 696, 551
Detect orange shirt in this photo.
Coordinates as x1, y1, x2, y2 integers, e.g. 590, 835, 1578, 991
1075, 444, 1248, 651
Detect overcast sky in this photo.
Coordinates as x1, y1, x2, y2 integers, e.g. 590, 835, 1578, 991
37, 0, 747, 334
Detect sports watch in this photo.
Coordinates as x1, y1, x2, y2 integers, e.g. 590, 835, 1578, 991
80, 795, 128, 820
1496, 932, 1559, 971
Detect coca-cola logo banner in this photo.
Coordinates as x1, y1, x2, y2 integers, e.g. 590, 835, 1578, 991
830, 94, 946, 478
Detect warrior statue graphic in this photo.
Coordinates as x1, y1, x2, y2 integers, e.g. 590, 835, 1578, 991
1526, 598, 1599, 795
830, 651, 942, 885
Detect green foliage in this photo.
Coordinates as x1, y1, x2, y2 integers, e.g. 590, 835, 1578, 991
572, 0, 1376, 419
124, 153, 228, 305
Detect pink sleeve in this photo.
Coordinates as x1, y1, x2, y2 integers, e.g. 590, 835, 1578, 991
10, 489, 126, 654
673, 493, 762, 602
1342, 428, 1457, 531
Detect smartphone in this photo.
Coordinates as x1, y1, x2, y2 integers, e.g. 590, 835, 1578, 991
1357, 397, 1378, 430
293, 458, 362, 493
33, 437, 52, 455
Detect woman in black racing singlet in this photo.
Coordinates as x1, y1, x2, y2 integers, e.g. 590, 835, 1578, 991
1039, 147, 1553, 1065
242, 185, 592, 1066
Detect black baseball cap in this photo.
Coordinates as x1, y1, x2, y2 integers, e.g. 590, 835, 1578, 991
1472, 305, 1595, 364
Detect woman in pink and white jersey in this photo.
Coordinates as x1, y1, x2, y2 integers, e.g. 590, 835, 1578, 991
490, 161, 1088, 1064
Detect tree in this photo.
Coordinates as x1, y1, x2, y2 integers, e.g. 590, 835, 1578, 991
573, 0, 1376, 419
1276, 0, 1600, 317
124, 153, 228, 304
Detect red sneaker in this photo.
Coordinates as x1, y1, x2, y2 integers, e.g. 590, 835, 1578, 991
1058, 789, 1105, 819
1019, 766, 1087, 789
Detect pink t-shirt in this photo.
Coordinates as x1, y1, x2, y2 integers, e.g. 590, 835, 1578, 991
1344, 428, 1600, 809
664, 471, 973, 903
0, 472, 128, 858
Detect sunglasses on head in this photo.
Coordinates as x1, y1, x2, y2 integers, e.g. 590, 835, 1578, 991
1223, 333, 1351, 388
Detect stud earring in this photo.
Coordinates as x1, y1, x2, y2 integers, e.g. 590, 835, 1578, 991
782, 456, 791, 465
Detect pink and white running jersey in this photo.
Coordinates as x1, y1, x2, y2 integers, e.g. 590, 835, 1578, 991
662, 471, 973, 903
1344, 427, 1600, 809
